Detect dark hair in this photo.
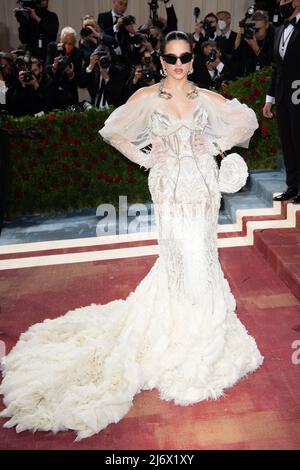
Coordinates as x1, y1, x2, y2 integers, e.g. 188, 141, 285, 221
201, 40, 217, 53
251, 10, 269, 22
160, 30, 193, 55
0, 52, 14, 64
204, 12, 218, 22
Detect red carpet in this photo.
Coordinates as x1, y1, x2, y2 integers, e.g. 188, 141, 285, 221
0, 241, 300, 449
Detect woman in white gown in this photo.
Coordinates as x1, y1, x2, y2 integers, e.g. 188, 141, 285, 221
0, 31, 263, 441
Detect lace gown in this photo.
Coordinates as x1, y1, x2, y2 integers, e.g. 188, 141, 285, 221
0, 86, 264, 441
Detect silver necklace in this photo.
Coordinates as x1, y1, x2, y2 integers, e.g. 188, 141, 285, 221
158, 78, 199, 100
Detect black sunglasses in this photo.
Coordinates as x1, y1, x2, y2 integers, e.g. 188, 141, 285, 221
162, 52, 193, 65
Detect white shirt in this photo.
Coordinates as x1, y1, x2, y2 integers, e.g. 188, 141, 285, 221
219, 29, 232, 40
208, 61, 224, 79
112, 10, 121, 34
266, 12, 300, 104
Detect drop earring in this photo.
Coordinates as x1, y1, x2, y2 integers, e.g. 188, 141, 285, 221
188, 67, 194, 75
160, 67, 167, 77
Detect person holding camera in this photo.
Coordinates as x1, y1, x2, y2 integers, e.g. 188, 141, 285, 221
233, 10, 275, 76
15, 0, 59, 60
81, 44, 129, 108
79, 15, 102, 68
46, 27, 82, 110
193, 12, 219, 54
124, 60, 158, 99
9, 57, 55, 116
97, 0, 135, 65
0, 53, 19, 116
190, 40, 233, 90
263, 0, 300, 203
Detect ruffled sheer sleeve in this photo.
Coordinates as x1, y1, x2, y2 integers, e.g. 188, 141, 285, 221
98, 88, 158, 171
200, 88, 259, 155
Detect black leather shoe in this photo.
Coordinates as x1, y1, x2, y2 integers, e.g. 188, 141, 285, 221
273, 188, 299, 201
292, 192, 300, 204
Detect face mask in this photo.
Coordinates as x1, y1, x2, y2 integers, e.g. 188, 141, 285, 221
65, 44, 74, 54
279, 0, 296, 19
218, 20, 226, 31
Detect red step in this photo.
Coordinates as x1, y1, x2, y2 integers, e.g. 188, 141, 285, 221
253, 224, 300, 302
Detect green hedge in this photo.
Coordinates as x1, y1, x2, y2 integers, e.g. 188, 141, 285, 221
1, 67, 281, 218
2, 108, 151, 218
220, 66, 281, 170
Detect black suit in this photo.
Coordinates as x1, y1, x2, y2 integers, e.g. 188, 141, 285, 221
268, 19, 300, 190
81, 63, 129, 107
233, 26, 275, 77
216, 31, 237, 62
18, 8, 59, 59
190, 54, 233, 90
97, 11, 133, 65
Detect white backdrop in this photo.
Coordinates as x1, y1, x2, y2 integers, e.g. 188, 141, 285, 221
0, 0, 249, 51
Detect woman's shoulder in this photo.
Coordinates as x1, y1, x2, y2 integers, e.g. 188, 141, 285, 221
196, 86, 228, 104
126, 84, 160, 103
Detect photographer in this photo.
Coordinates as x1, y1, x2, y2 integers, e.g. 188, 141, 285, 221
46, 27, 82, 110
233, 10, 275, 76
9, 57, 56, 116
125, 61, 157, 98
98, 0, 136, 65
193, 12, 219, 53
0, 53, 19, 116
81, 44, 129, 108
15, 0, 59, 60
79, 15, 102, 68
201, 13, 219, 41
191, 40, 233, 90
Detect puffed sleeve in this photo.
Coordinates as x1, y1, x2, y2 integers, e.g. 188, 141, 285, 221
98, 88, 158, 171
200, 88, 259, 156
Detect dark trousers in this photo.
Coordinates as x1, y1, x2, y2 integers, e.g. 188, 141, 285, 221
277, 92, 300, 190
0, 131, 11, 235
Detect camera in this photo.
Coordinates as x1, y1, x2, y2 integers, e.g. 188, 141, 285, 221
207, 50, 217, 63
142, 68, 155, 83
67, 101, 94, 112
14, 54, 33, 82
80, 27, 94, 39
132, 34, 144, 46
93, 46, 111, 69
239, 19, 256, 39
203, 19, 216, 38
56, 43, 73, 72
122, 15, 136, 27
14, 0, 41, 22
23, 70, 33, 82
239, 4, 257, 39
